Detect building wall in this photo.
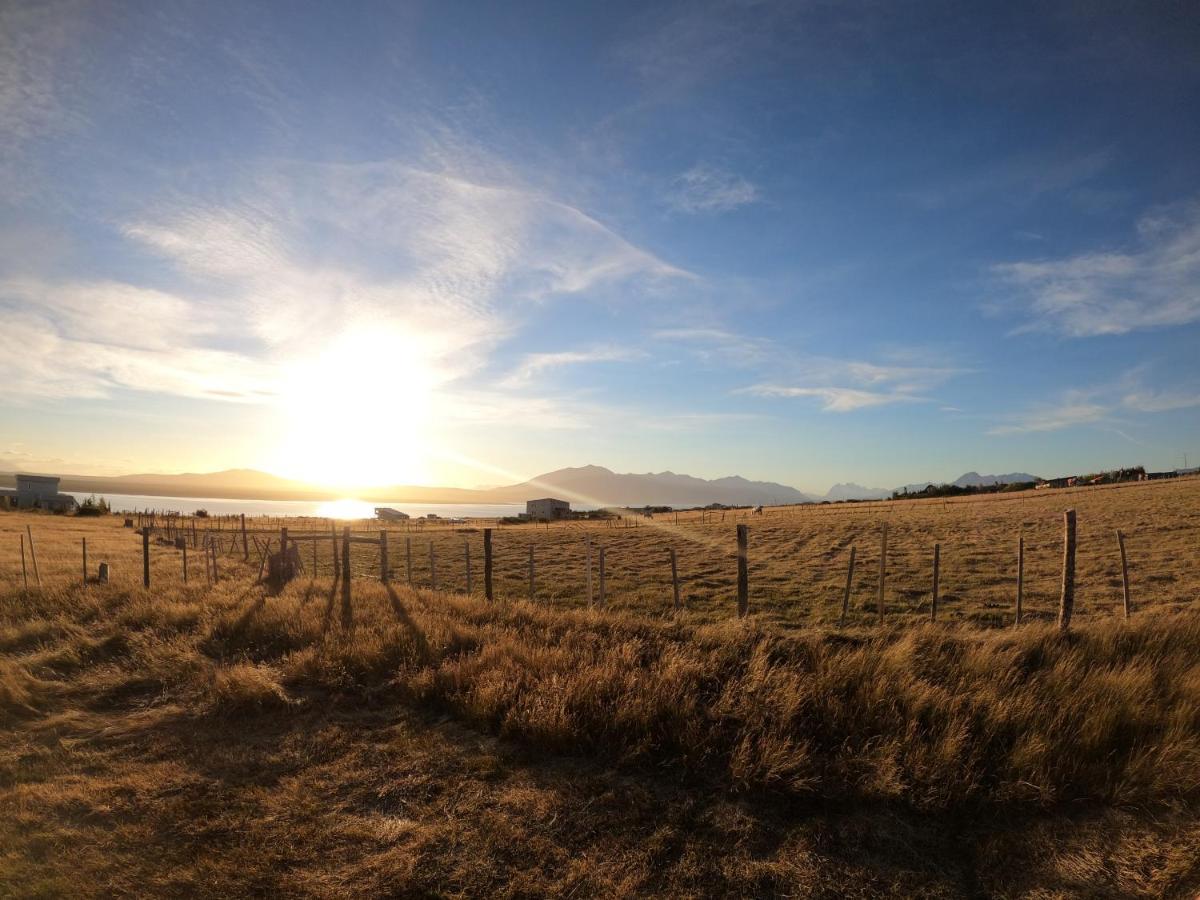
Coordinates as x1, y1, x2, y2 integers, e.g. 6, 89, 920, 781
526, 499, 569, 520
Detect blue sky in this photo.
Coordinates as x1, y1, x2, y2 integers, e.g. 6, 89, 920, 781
1, 0, 1198, 493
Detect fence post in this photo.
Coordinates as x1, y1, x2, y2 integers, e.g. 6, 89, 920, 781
930, 543, 940, 622
26, 525, 41, 588
142, 528, 151, 588
528, 545, 535, 602
342, 526, 351, 583
586, 535, 593, 607
484, 528, 493, 601
1117, 529, 1131, 619
191, 518, 197, 549
1058, 509, 1076, 631
465, 540, 472, 594
736, 523, 748, 618
82, 538, 88, 586
877, 523, 887, 617
280, 526, 289, 567
1015, 536, 1024, 626
429, 542, 438, 591
670, 547, 680, 612
380, 530, 389, 583
20, 534, 28, 591
211, 540, 219, 583
406, 537, 413, 585
599, 546, 606, 608
183, 542, 188, 585
840, 546, 856, 625
241, 513, 249, 561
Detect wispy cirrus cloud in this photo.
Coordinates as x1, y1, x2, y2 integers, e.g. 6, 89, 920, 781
653, 327, 772, 366
993, 200, 1200, 337
988, 370, 1200, 435
501, 346, 641, 387
738, 384, 921, 412
665, 163, 759, 214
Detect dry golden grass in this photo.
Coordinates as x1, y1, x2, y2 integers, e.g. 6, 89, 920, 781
1, 480, 1199, 896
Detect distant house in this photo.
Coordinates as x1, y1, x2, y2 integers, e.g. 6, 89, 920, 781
0, 474, 78, 512
374, 507, 410, 521
526, 497, 570, 520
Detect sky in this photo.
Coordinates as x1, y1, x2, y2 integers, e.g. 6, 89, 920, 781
1, 0, 1199, 494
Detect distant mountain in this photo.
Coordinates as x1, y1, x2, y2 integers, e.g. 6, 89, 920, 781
476, 465, 816, 507
896, 471, 1040, 494
824, 483, 893, 501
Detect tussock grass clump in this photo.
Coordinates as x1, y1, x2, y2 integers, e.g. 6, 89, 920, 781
209, 662, 294, 713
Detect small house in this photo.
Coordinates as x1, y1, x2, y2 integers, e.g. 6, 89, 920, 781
526, 497, 570, 520
375, 507, 410, 521
0, 474, 79, 512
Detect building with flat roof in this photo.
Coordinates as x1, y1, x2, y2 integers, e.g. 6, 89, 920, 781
525, 497, 570, 520
0, 474, 79, 512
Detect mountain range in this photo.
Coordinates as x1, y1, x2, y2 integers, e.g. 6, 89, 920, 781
0, 465, 1040, 507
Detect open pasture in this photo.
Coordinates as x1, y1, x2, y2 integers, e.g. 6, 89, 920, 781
3, 476, 1197, 632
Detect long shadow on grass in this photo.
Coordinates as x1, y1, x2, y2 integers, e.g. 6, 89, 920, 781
385, 583, 431, 659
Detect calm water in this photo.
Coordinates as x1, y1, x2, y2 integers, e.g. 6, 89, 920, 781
66, 492, 525, 520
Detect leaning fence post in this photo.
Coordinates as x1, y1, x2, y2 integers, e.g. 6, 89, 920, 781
380, 530, 389, 583
930, 543, 940, 622
342, 526, 351, 583
1015, 536, 1024, 626
670, 547, 680, 612
1116, 529, 1131, 619
877, 523, 887, 617
528, 545, 535, 602
484, 528, 494, 602
736, 523, 748, 618
82, 538, 88, 586
465, 540, 472, 594
840, 546, 856, 624
142, 528, 151, 588
1058, 509, 1076, 630
598, 545, 606, 608
586, 535, 594, 607
26, 525, 41, 588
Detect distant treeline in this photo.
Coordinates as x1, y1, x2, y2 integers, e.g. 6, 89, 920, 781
892, 481, 1037, 501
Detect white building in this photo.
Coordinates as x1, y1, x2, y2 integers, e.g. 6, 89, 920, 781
0, 474, 78, 512
526, 497, 570, 520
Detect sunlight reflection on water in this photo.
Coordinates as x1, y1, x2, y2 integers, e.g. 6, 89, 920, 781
314, 499, 377, 519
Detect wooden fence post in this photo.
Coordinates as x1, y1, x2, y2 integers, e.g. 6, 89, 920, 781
930, 543, 940, 622
1058, 509, 1076, 631
429, 542, 437, 591
528, 545, 535, 602
1015, 536, 1024, 626
736, 524, 748, 618
465, 540, 472, 594
1116, 529, 1131, 619
20, 535, 28, 591
26, 526, 41, 588
280, 527, 289, 568
211, 540, 219, 583
342, 526, 351, 583
380, 530, 389, 583
82, 538, 88, 586
877, 523, 887, 617
406, 537, 413, 585
182, 542, 188, 585
598, 546, 606, 608
484, 528, 494, 602
670, 547, 680, 612
840, 546, 855, 625
586, 535, 593, 607
331, 522, 339, 576
142, 528, 150, 588
241, 513, 249, 561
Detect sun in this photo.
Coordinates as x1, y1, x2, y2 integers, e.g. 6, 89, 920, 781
270, 327, 437, 491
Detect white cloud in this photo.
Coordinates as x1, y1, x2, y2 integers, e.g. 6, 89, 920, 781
665, 163, 759, 214
653, 327, 772, 366
993, 201, 1200, 336
739, 384, 920, 412
988, 373, 1200, 435
501, 346, 640, 387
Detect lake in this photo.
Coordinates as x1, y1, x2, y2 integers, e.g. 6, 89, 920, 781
66, 492, 527, 520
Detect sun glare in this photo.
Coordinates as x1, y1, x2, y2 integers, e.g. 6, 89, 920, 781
271, 327, 437, 490
314, 498, 378, 519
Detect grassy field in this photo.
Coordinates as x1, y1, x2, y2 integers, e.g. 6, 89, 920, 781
1, 479, 1199, 897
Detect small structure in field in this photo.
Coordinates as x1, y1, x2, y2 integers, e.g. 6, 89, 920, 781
0, 474, 78, 512
375, 507, 410, 521
526, 497, 570, 521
